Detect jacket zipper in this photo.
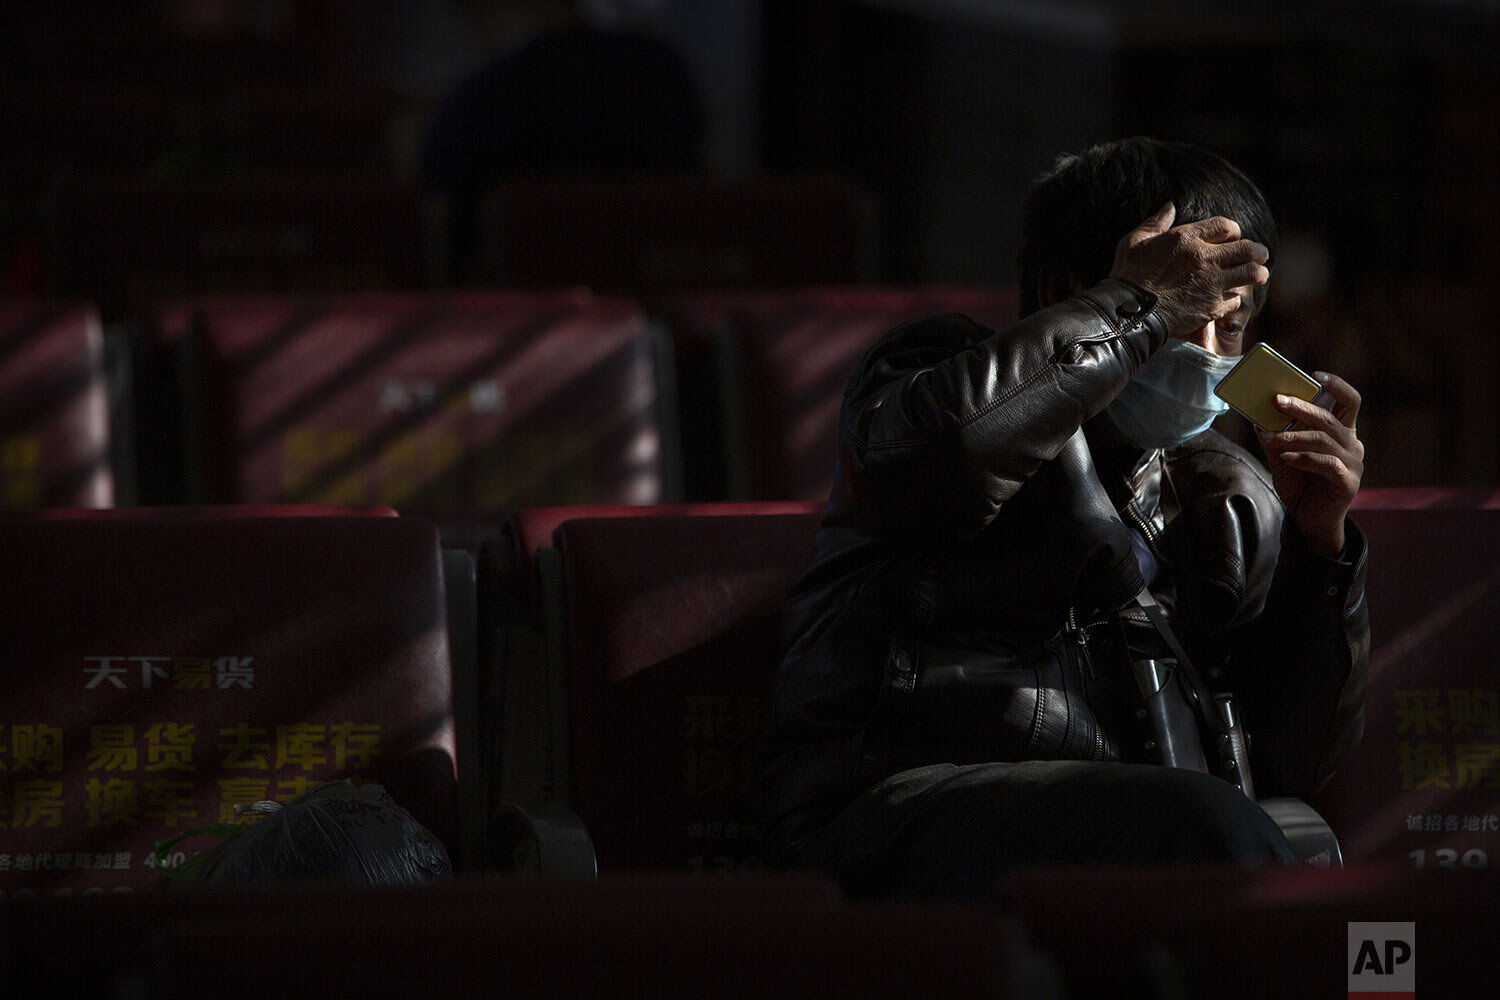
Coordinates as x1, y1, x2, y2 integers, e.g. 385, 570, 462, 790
1067, 606, 1107, 761
1122, 500, 1168, 568
1129, 495, 1248, 613
1067, 606, 1095, 679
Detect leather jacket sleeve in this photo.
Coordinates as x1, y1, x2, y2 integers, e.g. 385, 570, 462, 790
829, 279, 1167, 540
1159, 438, 1369, 800
1162, 436, 1283, 632
1227, 518, 1371, 798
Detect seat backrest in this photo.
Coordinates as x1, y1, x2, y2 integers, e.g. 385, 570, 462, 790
50, 175, 429, 323
1307, 498, 1500, 867
160, 291, 673, 519
486, 502, 821, 817
1002, 862, 1499, 999
540, 511, 821, 872
4, 504, 398, 520
668, 286, 1019, 501
0, 516, 459, 894
1353, 486, 1500, 510
495, 501, 824, 609
0, 302, 113, 509
4, 877, 1031, 998
655, 290, 787, 501
1, 84, 394, 188
478, 174, 872, 298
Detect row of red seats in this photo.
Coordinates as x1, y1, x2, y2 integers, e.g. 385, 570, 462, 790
2, 497, 1498, 996
5, 173, 876, 313
491, 491, 1500, 880
0, 503, 826, 893
2, 490, 1496, 892
8, 864, 1498, 998
0, 288, 1021, 521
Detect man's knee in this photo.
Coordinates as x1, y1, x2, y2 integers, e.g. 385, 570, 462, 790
1123, 767, 1294, 865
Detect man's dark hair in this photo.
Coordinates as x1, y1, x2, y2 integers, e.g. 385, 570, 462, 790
1017, 137, 1277, 317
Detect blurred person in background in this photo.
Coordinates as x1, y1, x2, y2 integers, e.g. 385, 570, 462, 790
418, 0, 705, 282
755, 137, 1369, 902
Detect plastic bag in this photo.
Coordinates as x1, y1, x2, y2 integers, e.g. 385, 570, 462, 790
160, 780, 451, 887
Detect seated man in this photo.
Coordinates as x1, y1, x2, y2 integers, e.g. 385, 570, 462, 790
754, 137, 1369, 901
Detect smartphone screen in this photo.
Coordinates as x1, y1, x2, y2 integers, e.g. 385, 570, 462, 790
1214, 343, 1328, 432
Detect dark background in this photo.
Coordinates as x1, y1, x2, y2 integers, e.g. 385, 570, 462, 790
3, 0, 1497, 488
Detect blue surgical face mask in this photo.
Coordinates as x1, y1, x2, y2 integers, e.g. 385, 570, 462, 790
1101, 340, 1238, 450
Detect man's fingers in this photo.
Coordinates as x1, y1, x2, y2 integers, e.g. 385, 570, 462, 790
1275, 393, 1340, 428
1221, 260, 1271, 290
1199, 292, 1244, 323
1134, 201, 1177, 236
1207, 237, 1271, 266
1262, 429, 1351, 458
1207, 238, 1270, 292
1177, 214, 1242, 243
1273, 392, 1366, 458
1261, 402, 1366, 471
1312, 371, 1362, 428
1268, 451, 1357, 491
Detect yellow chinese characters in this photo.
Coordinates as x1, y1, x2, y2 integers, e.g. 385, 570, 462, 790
1, 720, 384, 831
1395, 688, 1500, 791
682, 695, 766, 799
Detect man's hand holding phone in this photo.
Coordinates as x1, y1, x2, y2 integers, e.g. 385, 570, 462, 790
1217, 350, 1365, 559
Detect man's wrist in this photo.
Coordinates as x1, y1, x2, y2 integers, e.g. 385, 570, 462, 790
1100, 278, 1169, 346
1305, 524, 1348, 561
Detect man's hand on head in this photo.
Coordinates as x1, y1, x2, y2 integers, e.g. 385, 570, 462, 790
1109, 202, 1271, 340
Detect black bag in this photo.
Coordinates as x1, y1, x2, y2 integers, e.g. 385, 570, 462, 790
161, 780, 451, 887
858, 626, 1130, 777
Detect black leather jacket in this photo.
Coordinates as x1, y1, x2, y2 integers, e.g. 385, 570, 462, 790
756, 279, 1370, 860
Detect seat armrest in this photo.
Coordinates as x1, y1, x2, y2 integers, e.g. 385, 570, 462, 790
489, 801, 598, 878
1259, 797, 1344, 868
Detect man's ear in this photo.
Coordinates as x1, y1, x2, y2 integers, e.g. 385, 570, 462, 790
1036, 268, 1084, 308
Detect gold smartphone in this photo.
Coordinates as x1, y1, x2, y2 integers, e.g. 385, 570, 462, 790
1215, 343, 1334, 432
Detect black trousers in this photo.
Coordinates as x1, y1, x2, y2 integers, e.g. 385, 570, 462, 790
791, 760, 1295, 902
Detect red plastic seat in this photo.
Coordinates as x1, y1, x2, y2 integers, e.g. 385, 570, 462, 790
0, 84, 395, 189
1306, 496, 1500, 867
0, 302, 113, 509
479, 174, 873, 297
4, 504, 397, 520
1001, 862, 1499, 999
1352, 485, 1500, 509
158, 291, 675, 522
481, 502, 820, 832
497, 510, 822, 874
4, 877, 1032, 998
494, 501, 822, 603
50, 175, 430, 323
0, 515, 462, 894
